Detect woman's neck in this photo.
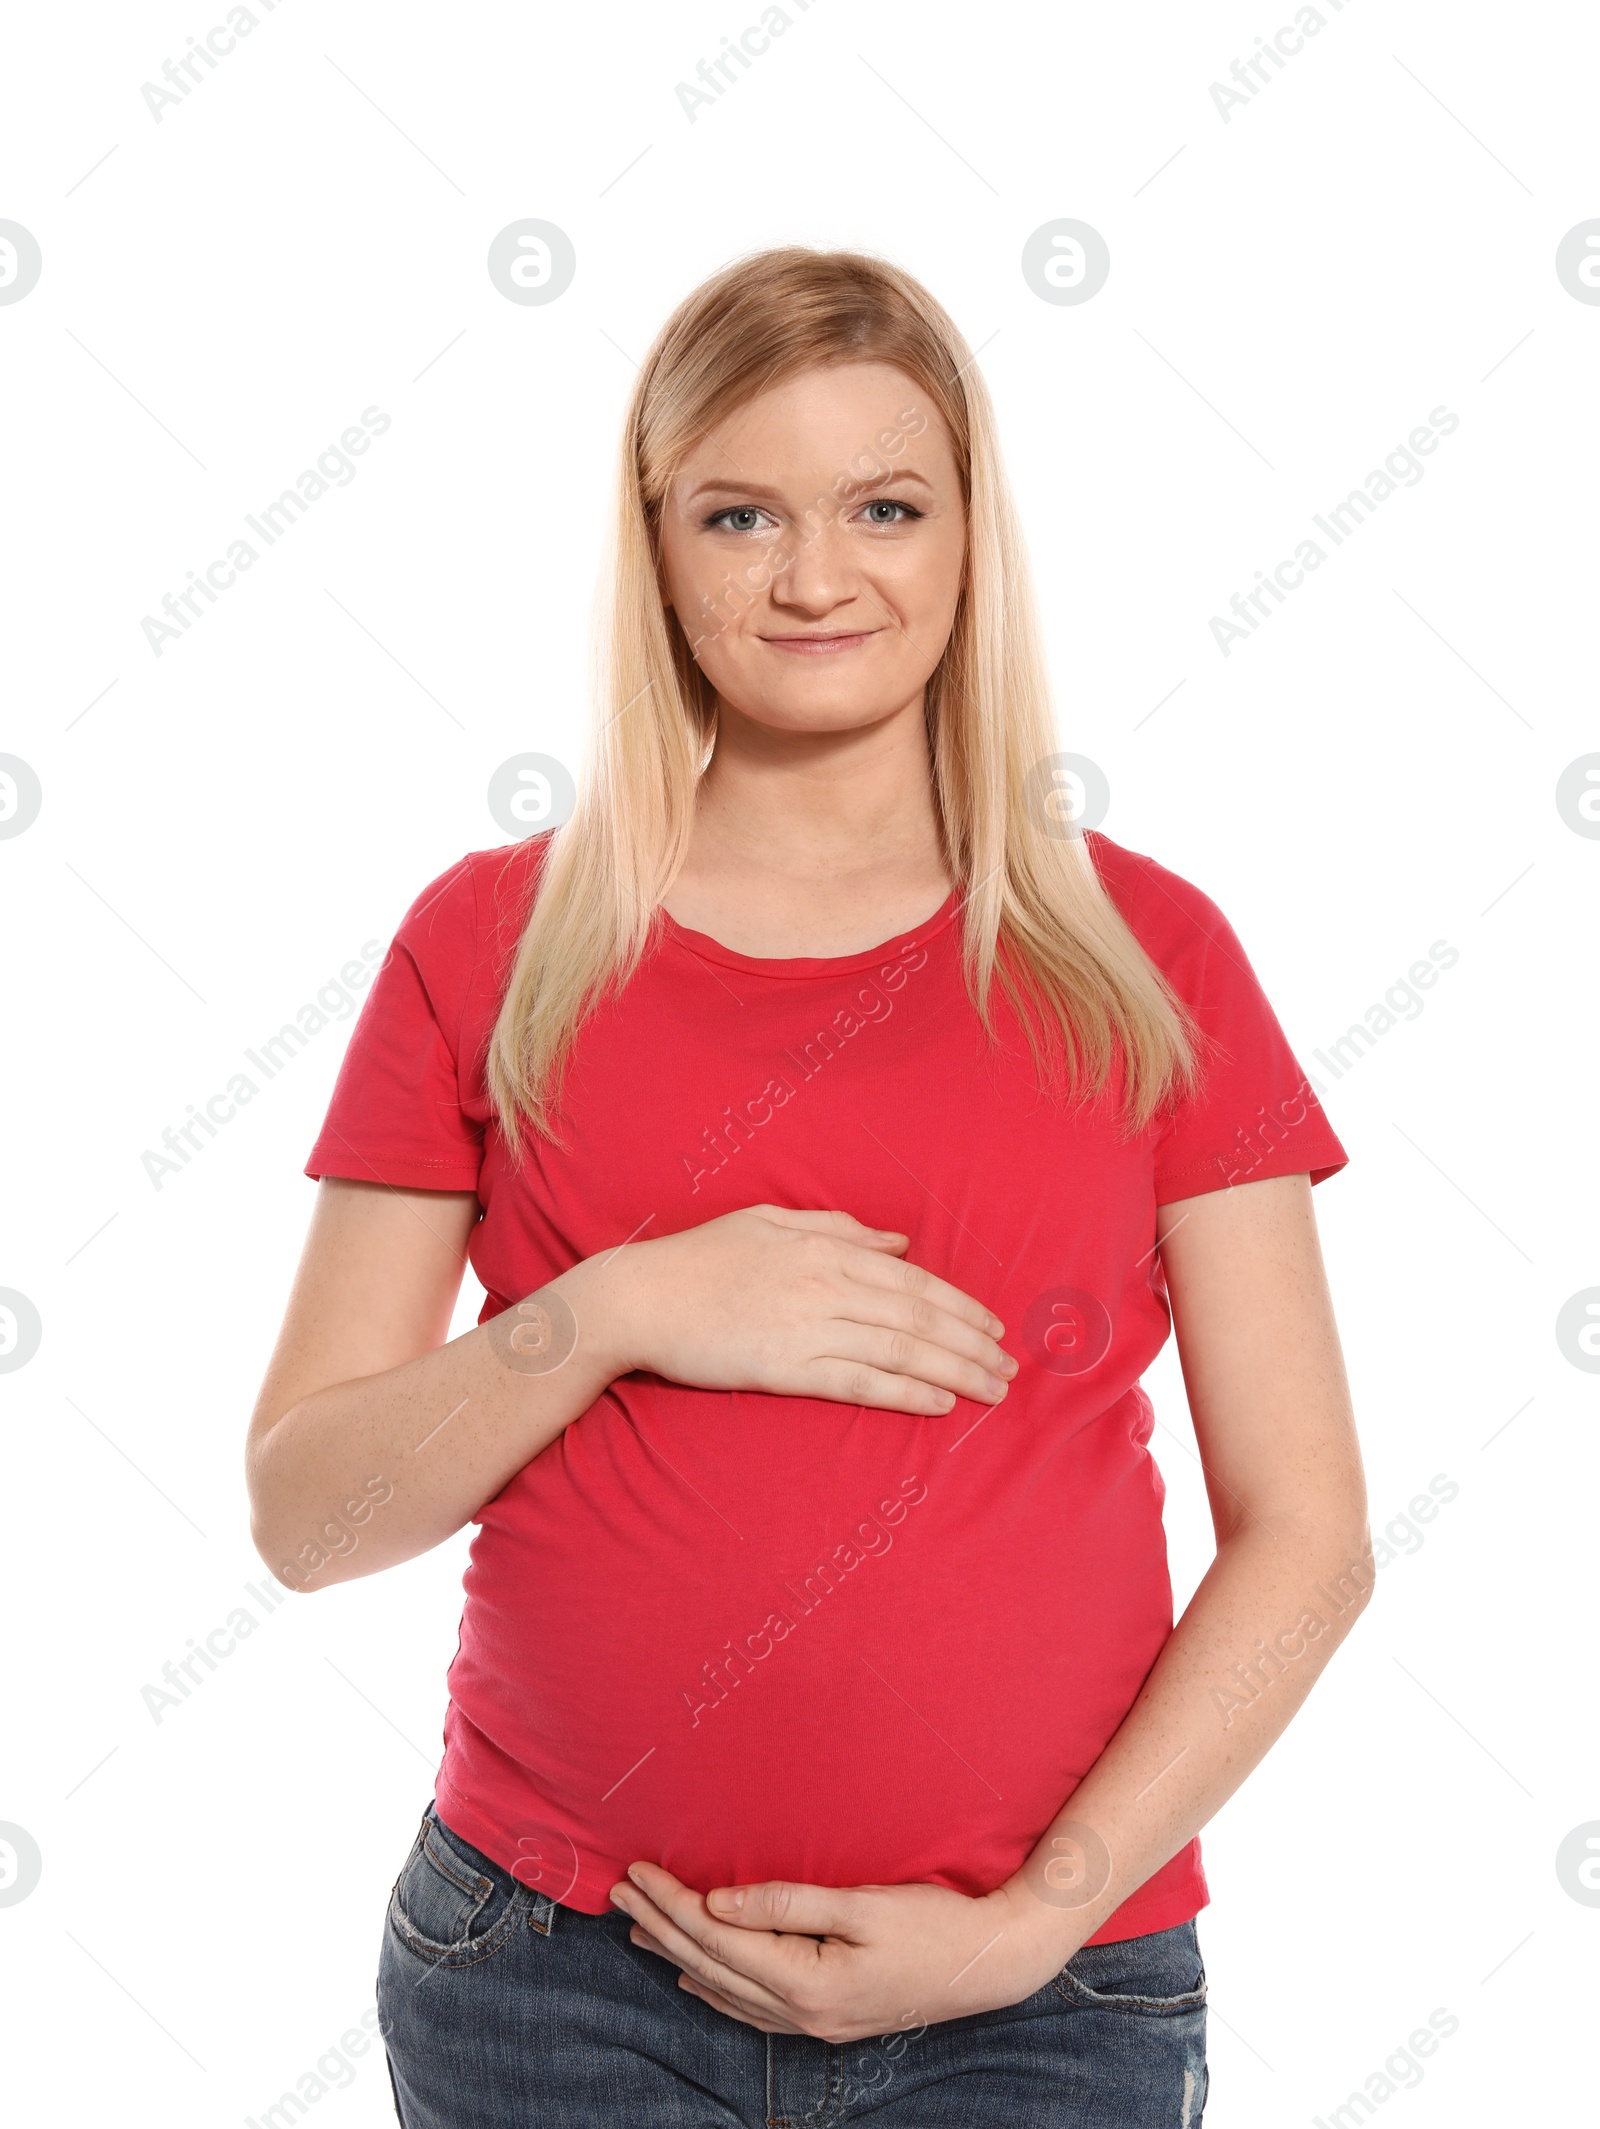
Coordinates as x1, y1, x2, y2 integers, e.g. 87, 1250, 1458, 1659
661, 694, 954, 958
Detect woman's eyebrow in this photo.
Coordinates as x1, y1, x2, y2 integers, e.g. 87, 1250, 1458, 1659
681, 468, 936, 505
681, 477, 788, 504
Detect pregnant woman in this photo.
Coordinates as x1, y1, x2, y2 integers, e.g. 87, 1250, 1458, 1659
247, 249, 1371, 2127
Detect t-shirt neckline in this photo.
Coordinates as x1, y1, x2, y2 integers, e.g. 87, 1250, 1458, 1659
659, 886, 964, 979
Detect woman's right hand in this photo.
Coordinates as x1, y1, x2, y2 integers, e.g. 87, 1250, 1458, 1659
591, 1205, 1016, 1415
247, 1186, 1017, 1593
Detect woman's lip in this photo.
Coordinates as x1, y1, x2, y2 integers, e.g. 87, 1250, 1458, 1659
760, 631, 880, 654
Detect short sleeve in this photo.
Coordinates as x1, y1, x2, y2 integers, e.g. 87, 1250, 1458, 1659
304, 854, 486, 1193
1097, 842, 1349, 1205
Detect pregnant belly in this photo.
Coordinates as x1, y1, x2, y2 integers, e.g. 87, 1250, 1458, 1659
437, 1379, 1174, 1912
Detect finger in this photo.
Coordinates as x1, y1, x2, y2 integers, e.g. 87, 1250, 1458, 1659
843, 1249, 1005, 1338
654, 1935, 795, 2028
802, 1358, 959, 1415
749, 1205, 909, 1251
846, 1287, 1016, 1379
842, 1328, 1010, 1405
612, 1873, 804, 2014
627, 1916, 766, 2007
676, 1975, 805, 2034
825, 1320, 1013, 1406
706, 1879, 867, 1937
627, 1917, 789, 2034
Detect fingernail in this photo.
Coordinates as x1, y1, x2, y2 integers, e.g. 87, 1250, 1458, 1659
609, 1886, 630, 1907
937, 1391, 956, 1411
627, 1865, 645, 1886
985, 1375, 1008, 1399
708, 1887, 744, 1914
999, 1354, 1018, 1376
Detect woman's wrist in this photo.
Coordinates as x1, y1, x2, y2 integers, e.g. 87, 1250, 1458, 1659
988, 1875, 1095, 1985
551, 1242, 652, 1385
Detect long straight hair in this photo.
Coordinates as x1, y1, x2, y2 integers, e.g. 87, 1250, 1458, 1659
486, 247, 1198, 1152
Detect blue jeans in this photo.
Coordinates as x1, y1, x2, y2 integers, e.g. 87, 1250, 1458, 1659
377, 1805, 1208, 2127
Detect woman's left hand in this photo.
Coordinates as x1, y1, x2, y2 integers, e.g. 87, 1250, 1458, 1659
608, 1863, 1076, 2042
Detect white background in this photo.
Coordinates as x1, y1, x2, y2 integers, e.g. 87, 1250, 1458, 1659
1, 2, 1596, 2123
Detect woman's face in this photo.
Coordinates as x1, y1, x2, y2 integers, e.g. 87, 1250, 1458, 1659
656, 360, 967, 736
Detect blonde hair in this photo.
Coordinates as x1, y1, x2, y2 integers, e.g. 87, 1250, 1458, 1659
486, 247, 1198, 1152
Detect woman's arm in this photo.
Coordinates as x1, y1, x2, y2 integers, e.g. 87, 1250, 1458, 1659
245, 1178, 620, 1591
1000, 1167, 1371, 1939
246, 1180, 1018, 1592
608, 1172, 1373, 2040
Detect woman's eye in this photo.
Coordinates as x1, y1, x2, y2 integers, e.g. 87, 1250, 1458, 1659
708, 506, 772, 533
858, 499, 919, 525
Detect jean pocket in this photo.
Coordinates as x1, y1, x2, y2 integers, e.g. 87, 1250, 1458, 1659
387, 1810, 527, 1969
1052, 1921, 1208, 2016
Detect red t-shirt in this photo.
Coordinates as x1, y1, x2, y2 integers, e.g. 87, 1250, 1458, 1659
305, 830, 1347, 1942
